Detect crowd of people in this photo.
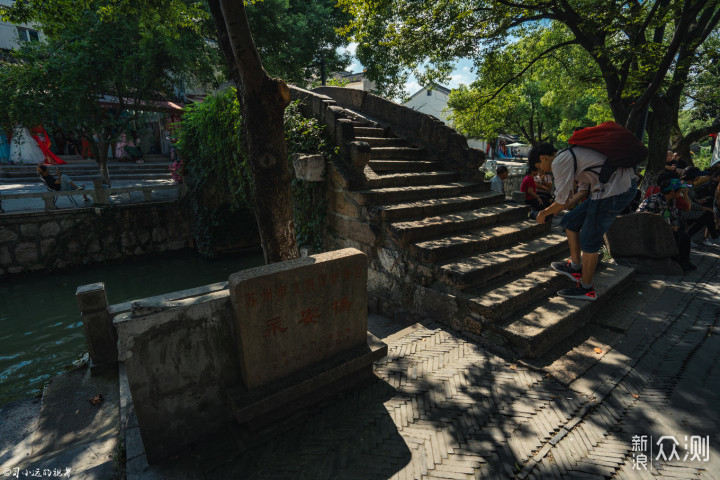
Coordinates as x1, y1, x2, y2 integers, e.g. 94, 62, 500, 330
491, 143, 720, 299
635, 152, 720, 271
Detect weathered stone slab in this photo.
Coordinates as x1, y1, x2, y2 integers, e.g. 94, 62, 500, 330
114, 290, 239, 461
605, 212, 678, 258
292, 153, 326, 181
229, 248, 369, 390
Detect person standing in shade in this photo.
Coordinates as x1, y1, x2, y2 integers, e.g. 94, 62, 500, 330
534, 142, 638, 301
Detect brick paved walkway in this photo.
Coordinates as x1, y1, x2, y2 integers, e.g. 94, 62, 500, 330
139, 249, 720, 480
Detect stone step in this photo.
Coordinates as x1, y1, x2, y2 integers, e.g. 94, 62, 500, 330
370, 147, 425, 160
368, 191, 505, 222
356, 137, 409, 148
367, 171, 459, 189
354, 126, 386, 137
491, 263, 634, 358
438, 233, 569, 290
348, 182, 488, 206
368, 160, 442, 173
388, 204, 530, 247
465, 264, 573, 323
410, 219, 551, 263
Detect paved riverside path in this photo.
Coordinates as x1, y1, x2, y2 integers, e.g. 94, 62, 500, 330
0, 161, 177, 213
133, 247, 720, 479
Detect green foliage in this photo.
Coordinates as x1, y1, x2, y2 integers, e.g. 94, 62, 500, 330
246, 0, 351, 85
177, 88, 253, 257
285, 101, 330, 252
177, 92, 330, 256
447, 29, 611, 145
0, 2, 220, 169
693, 147, 713, 171
339, 0, 720, 167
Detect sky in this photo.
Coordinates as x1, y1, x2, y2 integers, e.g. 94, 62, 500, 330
340, 43, 476, 100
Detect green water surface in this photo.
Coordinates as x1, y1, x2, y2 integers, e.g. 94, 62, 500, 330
0, 252, 265, 406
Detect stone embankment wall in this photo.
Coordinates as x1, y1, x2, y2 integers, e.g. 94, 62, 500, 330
0, 203, 192, 276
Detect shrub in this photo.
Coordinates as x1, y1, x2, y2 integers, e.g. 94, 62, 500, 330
177, 89, 330, 257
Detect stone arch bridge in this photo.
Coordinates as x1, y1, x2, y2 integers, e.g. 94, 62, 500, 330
290, 86, 633, 359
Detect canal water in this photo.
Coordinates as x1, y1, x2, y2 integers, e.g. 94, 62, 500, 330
0, 252, 265, 407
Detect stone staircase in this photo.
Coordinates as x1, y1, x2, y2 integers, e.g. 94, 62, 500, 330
291, 86, 634, 359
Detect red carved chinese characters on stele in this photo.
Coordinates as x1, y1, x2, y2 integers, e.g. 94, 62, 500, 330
299, 307, 320, 325
333, 297, 352, 315
262, 317, 288, 337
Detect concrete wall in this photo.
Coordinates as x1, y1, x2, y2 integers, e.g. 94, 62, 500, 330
0, 202, 192, 276
114, 290, 239, 461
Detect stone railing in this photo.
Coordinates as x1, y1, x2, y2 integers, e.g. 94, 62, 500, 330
289, 86, 485, 182
77, 249, 387, 463
0, 181, 181, 213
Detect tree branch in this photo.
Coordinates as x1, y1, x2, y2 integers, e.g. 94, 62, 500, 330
628, 1, 706, 121
477, 40, 577, 106
494, 0, 552, 11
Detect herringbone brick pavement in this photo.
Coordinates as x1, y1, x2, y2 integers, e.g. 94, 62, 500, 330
149, 253, 720, 480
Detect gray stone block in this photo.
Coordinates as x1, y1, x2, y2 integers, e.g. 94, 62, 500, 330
81, 310, 117, 366
228, 248, 369, 390
604, 212, 678, 258
76, 283, 108, 312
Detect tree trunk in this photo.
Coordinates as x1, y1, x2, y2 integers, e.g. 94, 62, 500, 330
95, 138, 111, 187
642, 97, 674, 190
209, 0, 298, 264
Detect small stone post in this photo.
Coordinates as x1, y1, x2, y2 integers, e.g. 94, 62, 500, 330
92, 178, 109, 205
76, 282, 118, 376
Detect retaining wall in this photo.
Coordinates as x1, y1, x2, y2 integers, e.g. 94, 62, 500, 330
0, 202, 193, 276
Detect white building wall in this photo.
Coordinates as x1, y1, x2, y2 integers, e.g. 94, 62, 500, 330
404, 88, 451, 123
0, 0, 44, 50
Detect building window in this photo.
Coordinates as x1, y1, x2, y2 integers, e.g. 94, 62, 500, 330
17, 27, 40, 42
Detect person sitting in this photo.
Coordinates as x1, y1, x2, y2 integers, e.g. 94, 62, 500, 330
37, 164, 90, 202
680, 167, 720, 247
490, 165, 508, 195
637, 178, 695, 272
534, 169, 554, 206
521, 158, 546, 213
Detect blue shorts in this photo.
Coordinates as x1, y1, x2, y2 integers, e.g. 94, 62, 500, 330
560, 183, 637, 253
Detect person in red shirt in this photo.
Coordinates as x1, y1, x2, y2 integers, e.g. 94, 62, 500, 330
521, 159, 546, 212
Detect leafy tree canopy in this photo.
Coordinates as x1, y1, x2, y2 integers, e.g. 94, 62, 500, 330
246, 0, 351, 84
340, 0, 720, 171
0, 2, 219, 183
447, 28, 613, 146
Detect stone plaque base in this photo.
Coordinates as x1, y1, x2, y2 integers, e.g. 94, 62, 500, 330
227, 332, 387, 425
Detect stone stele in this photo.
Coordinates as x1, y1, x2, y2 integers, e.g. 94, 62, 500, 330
229, 248, 368, 390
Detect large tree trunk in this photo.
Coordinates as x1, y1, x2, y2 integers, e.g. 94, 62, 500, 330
208, 0, 298, 264
642, 97, 674, 189
88, 135, 112, 187
98, 139, 111, 187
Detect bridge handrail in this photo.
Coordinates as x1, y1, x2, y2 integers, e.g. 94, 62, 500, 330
0, 183, 180, 212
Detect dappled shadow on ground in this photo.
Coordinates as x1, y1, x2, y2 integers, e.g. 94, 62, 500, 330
155, 376, 409, 480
